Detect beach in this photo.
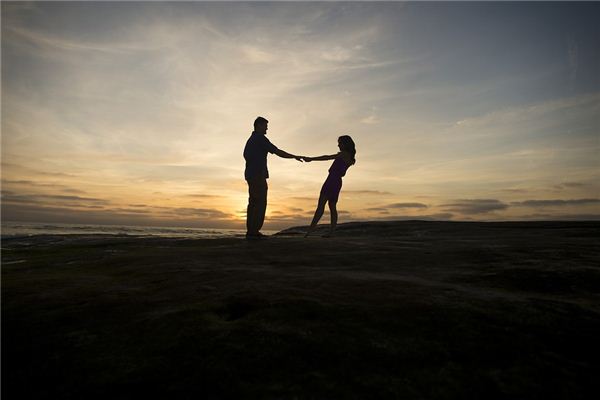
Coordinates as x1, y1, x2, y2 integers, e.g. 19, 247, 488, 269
2, 220, 599, 399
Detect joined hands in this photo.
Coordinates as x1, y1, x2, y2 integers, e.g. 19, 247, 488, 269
294, 156, 312, 162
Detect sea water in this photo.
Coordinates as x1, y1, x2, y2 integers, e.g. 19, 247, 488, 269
0, 221, 276, 239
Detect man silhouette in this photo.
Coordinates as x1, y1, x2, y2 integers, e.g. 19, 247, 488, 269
244, 116, 303, 239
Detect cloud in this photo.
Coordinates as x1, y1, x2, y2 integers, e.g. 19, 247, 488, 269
1, 192, 110, 206
2, 179, 88, 194
2, 193, 239, 228
387, 202, 428, 209
365, 202, 427, 212
41, 195, 108, 203
133, 165, 234, 184
1, 189, 235, 224
1, 163, 76, 178
452, 92, 600, 131
242, 45, 276, 64
372, 213, 454, 221
562, 182, 586, 188
366, 207, 388, 211
441, 199, 509, 215
552, 182, 587, 191
111, 208, 152, 215
344, 190, 393, 196
501, 188, 529, 194
184, 194, 224, 199
511, 199, 600, 207
156, 207, 232, 219
4, 25, 137, 54
1, 202, 241, 228
61, 188, 88, 194
360, 114, 380, 125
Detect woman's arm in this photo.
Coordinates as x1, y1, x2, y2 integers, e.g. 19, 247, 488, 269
303, 153, 339, 162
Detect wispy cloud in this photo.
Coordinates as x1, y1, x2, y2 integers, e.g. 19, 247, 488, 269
2, 199, 236, 227
501, 188, 529, 194
1, 192, 110, 206
2, 179, 88, 194
184, 194, 225, 199
511, 199, 600, 207
452, 93, 600, 131
344, 190, 394, 196
156, 207, 232, 219
441, 199, 509, 215
387, 202, 428, 209
372, 213, 454, 222
552, 182, 588, 191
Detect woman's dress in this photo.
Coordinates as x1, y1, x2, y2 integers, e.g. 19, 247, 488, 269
320, 157, 350, 203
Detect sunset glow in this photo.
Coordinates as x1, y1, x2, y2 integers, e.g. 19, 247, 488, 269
2, 2, 599, 229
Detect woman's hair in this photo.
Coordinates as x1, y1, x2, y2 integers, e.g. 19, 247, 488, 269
338, 135, 356, 165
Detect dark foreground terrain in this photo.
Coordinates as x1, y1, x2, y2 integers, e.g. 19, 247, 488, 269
2, 221, 600, 399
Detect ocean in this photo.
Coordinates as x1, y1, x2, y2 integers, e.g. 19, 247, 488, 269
0, 221, 275, 239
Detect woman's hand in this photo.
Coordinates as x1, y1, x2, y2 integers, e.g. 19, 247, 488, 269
301, 156, 312, 162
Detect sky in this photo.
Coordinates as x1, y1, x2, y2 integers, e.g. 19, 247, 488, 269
2, 1, 599, 230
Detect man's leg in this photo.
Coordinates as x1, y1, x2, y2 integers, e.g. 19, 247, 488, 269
255, 178, 268, 232
247, 177, 268, 235
246, 179, 255, 234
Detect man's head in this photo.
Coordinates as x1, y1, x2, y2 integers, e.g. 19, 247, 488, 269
254, 116, 269, 135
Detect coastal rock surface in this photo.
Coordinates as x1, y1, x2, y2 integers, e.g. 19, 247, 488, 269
2, 221, 599, 399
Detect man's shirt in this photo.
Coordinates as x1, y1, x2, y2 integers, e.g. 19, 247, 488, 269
243, 131, 279, 180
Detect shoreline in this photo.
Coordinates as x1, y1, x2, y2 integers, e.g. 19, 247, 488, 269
2, 219, 599, 241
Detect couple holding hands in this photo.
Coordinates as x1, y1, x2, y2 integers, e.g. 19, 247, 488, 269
244, 116, 356, 239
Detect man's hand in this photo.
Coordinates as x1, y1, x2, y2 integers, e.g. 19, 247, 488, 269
301, 156, 312, 162
294, 156, 304, 162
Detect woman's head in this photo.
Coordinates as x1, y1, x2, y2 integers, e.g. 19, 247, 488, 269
338, 135, 356, 165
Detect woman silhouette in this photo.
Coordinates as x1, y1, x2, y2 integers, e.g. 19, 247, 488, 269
303, 135, 356, 237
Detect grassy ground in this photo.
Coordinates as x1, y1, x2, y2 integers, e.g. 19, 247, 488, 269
2, 221, 599, 399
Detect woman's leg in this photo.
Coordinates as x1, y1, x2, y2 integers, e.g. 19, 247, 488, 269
328, 200, 338, 235
305, 193, 328, 237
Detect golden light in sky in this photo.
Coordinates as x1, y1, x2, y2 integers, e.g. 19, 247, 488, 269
2, 2, 599, 230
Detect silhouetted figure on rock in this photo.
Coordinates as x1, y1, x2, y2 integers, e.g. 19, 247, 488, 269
244, 116, 304, 240
303, 135, 356, 237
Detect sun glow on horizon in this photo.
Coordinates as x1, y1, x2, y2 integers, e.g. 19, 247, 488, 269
2, 2, 599, 229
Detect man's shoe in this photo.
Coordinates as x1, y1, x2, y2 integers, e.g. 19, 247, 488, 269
246, 232, 268, 240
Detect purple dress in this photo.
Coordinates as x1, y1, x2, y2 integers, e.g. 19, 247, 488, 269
320, 157, 350, 203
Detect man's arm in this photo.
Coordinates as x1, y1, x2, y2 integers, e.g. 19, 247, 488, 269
274, 148, 304, 162
302, 153, 339, 162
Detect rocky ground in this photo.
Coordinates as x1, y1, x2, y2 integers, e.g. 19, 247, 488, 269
2, 221, 599, 399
